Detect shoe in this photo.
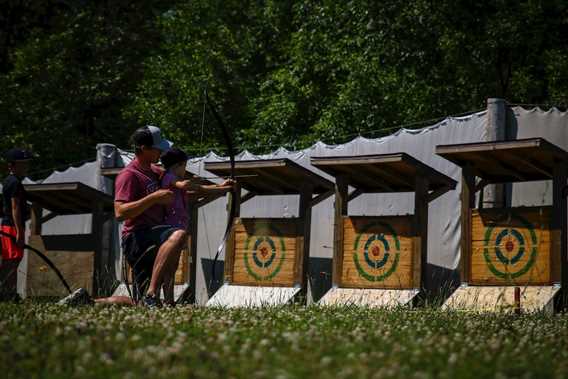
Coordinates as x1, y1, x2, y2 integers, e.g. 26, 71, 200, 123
58, 288, 93, 306
142, 294, 160, 309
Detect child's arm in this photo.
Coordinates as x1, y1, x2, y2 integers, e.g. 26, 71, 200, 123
185, 179, 235, 196
170, 179, 196, 191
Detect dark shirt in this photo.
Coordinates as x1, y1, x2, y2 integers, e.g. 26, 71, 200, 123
1, 174, 29, 227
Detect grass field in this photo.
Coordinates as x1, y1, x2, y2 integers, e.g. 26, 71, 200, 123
1, 303, 568, 379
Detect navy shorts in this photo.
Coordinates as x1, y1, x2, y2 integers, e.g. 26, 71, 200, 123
121, 225, 181, 301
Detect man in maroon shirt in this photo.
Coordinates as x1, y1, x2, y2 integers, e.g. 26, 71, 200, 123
113, 125, 185, 307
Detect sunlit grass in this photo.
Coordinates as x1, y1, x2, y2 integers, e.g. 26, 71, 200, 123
1, 303, 567, 378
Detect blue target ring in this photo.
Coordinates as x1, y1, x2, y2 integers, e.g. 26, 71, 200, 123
252, 237, 276, 268
494, 228, 525, 265
363, 234, 390, 269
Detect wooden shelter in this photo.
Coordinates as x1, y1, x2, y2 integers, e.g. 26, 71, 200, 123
436, 138, 568, 313
23, 182, 114, 297
311, 153, 456, 307
204, 158, 334, 307
101, 167, 222, 303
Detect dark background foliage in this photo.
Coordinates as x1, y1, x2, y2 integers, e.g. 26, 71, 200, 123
1, 0, 567, 177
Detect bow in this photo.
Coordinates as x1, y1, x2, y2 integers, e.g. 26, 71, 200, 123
205, 91, 236, 287
0, 230, 71, 294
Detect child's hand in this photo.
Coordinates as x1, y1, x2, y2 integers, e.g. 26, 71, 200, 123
220, 179, 235, 187
178, 180, 192, 190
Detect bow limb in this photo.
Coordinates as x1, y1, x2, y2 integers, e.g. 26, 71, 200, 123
205, 93, 236, 286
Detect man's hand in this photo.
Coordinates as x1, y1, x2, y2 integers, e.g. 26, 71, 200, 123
150, 189, 175, 205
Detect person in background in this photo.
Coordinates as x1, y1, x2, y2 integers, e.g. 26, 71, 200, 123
0, 148, 33, 301
159, 147, 233, 305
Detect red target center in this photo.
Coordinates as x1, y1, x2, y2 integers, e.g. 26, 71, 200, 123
371, 246, 381, 257
260, 247, 269, 258
505, 239, 515, 252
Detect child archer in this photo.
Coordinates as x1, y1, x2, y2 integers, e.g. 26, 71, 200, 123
159, 148, 233, 305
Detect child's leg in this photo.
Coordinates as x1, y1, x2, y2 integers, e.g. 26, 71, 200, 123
162, 248, 182, 304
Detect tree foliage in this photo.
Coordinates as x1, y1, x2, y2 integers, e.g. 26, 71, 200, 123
1, 0, 568, 175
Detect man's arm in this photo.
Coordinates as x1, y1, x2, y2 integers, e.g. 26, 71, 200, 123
11, 197, 24, 247
114, 189, 174, 221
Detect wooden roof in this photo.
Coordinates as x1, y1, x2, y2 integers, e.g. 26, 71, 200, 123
204, 159, 334, 195
24, 182, 113, 215
311, 153, 456, 193
435, 138, 568, 183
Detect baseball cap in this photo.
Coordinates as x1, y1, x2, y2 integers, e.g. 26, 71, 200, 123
4, 148, 33, 163
130, 125, 173, 152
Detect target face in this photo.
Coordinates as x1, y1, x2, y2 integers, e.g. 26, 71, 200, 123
243, 225, 286, 281
352, 221, 400, 282
482, 213, 538, 280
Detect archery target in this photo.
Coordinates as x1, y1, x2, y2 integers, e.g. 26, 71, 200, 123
352, 221, 401, 283
243, 225, 287, 282
482, 214, 538, 280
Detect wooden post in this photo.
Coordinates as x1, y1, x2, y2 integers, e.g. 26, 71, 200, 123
187, 200, 199, 303
30, 204, 43, 236
484, 98, 507, 208
91, 202, 105, 296
460, 165, 476, 284
223, 183, 241, 284
552, 162, 567, 308
23, 204, 44, 298
414, 176, 429, 292
332, 175, 349, 288
295, 184, 313, 300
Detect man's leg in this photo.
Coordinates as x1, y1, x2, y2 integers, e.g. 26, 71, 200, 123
146, 229, 187, 299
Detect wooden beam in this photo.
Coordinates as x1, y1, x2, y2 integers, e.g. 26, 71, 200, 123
427, 186, 449, 203
91, 202, 105, 296
414, 176, 429, 292
223, 183, 241, 284
552, 162, 568, 310
332, 176, 349, 288
295, 184, 313, 301
476, 178, 487, 209
187, 201, 199, 303
460, 165, 476, 285
474, 179, 488, 193
39, 211, 58, 225
347, 188, 364, 202
30, 205, 43, 236
240, 191, 256, 204
310, 189, 334, 208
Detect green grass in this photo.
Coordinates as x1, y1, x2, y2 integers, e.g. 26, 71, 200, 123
1, 303, 568, 379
